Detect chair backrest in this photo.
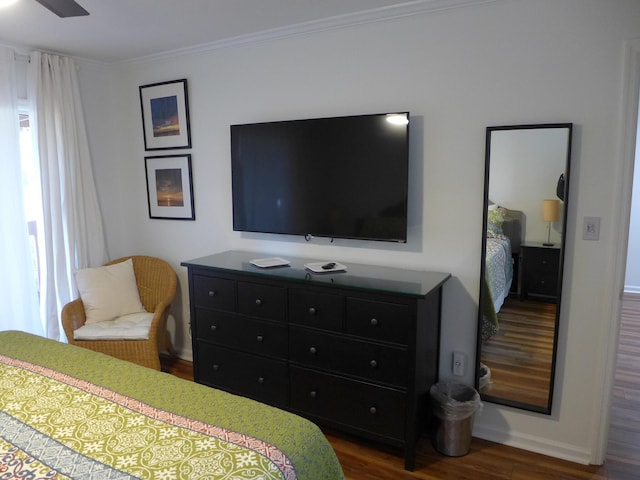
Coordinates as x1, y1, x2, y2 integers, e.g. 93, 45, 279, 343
105, 256, 177, 312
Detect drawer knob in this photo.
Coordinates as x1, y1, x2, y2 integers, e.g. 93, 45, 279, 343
255, 298, 262, 306
208, 290, 217, 297
212, 364, 219, 371
309, 346, 317, 355
370, 318, 379, 326
258, 377, 265, 384
369, 406, 377, 415
310, 391, 317, 398
308, 307, 317, 316
210, 325, 217, 332
370, 359, 378, 368
256, 335, 264, 343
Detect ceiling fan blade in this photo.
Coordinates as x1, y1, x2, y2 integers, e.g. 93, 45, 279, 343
34, 0, 89, 17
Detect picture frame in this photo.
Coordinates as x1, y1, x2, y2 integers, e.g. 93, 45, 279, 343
139, 79, 192, 151
145, 154, 195, 220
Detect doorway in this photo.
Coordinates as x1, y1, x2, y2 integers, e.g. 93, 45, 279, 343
604, 39, 640, 477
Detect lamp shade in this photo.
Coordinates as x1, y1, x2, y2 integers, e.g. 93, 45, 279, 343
542, 199, 560, 222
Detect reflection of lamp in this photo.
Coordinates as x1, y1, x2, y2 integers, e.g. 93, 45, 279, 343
542, 199, 560, 246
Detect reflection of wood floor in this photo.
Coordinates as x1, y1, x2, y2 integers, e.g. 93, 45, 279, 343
480, 296, 556, 408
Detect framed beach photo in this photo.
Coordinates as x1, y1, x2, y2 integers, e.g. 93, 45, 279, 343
139, 79, 192, 150
145, 154, 195, 220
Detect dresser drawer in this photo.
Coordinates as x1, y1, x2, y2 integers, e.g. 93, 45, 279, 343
346, 298, 411, 345
527, 272, 558, 296
289, 327, 408, 387
522, 246, 559, 299
289, 289, 344, 331
196, 343, 288, 407
238, 282, 286, 321
525, 248, 558, 274
195, 309, 288, 358
290, 367, 405, 440
193, 275, 236, 311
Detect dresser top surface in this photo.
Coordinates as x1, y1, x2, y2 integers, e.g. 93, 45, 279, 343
521, 241, 561, 250
181, 250, 450, 297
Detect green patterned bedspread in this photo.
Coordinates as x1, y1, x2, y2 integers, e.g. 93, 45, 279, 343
0, 331, 344, 480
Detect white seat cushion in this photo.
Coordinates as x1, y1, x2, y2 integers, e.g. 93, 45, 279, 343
74, 259, 146, 324
73, 312, 154, 340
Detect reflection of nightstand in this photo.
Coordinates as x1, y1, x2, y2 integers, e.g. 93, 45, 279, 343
520, 242, 560, 302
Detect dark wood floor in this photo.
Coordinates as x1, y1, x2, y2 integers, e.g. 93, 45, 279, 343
162, 294, 640, 479
605, 293, 640, 479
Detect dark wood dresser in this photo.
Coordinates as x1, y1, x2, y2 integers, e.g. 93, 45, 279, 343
520, 242, 560, 302
181, 250, 450, 470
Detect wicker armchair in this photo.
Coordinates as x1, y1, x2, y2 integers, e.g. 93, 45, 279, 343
61, 255, 177, 370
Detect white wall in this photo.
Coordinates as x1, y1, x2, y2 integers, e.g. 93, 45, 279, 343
489, 128, 569, 245
76, 0, 640, 466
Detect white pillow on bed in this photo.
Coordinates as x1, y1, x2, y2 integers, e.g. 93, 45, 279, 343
75, 259, 146, 324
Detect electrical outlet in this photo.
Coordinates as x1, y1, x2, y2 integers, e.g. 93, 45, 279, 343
453, 351, 466, 376
583, 216, 601, 241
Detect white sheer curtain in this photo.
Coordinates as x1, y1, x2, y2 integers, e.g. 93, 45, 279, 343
0, 47, 43, 335
28, 51, 108, 340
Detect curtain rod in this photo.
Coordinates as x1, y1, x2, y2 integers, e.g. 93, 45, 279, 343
14, 52, 82, 70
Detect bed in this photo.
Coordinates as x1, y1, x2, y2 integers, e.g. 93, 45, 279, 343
0, 330, 345, 480
481, 207, 522, 343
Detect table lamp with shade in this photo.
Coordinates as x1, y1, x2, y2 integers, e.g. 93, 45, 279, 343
542, 199, 560, 246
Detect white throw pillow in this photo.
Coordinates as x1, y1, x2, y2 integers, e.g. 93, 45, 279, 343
75, 259, 146, 324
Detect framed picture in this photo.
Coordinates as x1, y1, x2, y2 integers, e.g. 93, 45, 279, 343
139, 79, 192, 150
145, 154, 195, 220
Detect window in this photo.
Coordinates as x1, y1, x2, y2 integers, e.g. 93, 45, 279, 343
19, 112, 43, 296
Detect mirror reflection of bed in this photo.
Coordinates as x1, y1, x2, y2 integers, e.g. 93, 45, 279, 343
476, 124, 572, 414
480, 207, 557, 409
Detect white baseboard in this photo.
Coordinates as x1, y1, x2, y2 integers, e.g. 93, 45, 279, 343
177, 347, 193, 362
473, 425, 593, 465
624, 286, 640, 295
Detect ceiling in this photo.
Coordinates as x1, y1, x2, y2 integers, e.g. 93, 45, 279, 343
0, 0, 453, 63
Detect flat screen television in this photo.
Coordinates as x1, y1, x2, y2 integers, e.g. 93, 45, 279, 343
230, 112, 410, 243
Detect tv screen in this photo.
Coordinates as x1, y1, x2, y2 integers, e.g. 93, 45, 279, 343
230, 112, 409, 242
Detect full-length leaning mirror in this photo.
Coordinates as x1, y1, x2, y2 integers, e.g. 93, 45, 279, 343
476, 123, 572, 414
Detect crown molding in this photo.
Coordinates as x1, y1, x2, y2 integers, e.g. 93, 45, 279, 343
123, 0, 501, 65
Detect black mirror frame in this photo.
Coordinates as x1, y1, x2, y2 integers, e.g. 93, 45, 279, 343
475, 123, 572, 414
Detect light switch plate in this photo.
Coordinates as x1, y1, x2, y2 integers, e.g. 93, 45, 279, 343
583, 216, 601, 241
